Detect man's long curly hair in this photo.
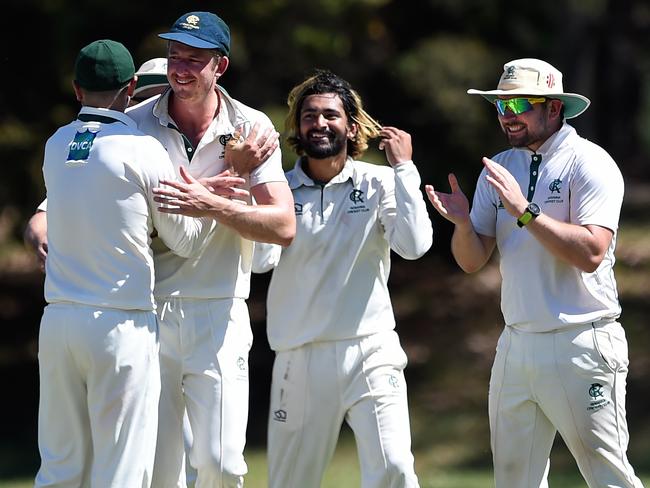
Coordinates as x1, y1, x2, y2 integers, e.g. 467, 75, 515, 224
285, 69, 382, 159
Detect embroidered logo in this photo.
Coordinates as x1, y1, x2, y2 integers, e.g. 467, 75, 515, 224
589, 383, 604, 400
273, 409, 287, 422
237, 356, 246, 371
548, 179, 562, 193
179, 14, 201, 30
587, 383, 609, 412
347, 189, 369, 214
294, 203, 303, 215
66, 129, 97, 166
546, 73, 555, 88
503, 66, 517, 80
388, 374, 400, 389
349, 189, 364, 204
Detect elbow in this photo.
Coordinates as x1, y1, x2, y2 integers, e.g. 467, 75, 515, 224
276, 230, 294, 247
579, 255, 604, 274
458, 262, 483, 274
275, 214, 296, 247
400, 238, 433, 260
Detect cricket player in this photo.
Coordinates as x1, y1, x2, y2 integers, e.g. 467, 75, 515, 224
127, 11, 295, 487
171, 69, 432, 487
35, 39, 214, 487
426, 58, 644, 488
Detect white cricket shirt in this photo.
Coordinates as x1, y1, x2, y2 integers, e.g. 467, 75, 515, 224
258, 158, 433, 351
470, 123, 624, 331
127, 86, 287, 299
43, 107, 213, 310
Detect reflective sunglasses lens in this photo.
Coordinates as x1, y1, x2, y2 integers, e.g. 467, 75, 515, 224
495, 98, 534, 115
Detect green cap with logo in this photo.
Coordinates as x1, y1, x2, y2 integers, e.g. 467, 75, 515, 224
75, 39, 135, 91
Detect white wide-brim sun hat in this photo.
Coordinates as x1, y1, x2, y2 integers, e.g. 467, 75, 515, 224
467, 58, 590, 119
133, 57, 168, 97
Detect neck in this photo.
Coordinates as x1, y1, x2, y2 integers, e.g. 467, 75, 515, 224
303, 153, 348, 183
169, 88, 221, 146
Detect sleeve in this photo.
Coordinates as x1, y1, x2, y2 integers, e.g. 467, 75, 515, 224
251, 241, 282, 273
379, 161, 433, 260
469, 167, 498, 237
570, 147, 623, 232
247, 113, 288, 187
144, 141, 217, 258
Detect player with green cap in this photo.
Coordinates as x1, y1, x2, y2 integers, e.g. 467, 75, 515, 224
34, 39, 215, 487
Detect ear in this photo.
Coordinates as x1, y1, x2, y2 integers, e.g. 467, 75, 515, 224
548, 99, 563, 120
215, 55, 229, 80
72, 80, 83, 102
126, 76, 138, 97
347, 122, 358, 140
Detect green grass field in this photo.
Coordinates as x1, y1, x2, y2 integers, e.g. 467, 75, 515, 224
4, 439, 649, 488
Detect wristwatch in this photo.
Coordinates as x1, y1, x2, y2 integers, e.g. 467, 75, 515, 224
516, 202, 541, 228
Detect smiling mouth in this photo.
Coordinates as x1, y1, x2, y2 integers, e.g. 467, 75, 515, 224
308, 132, 333, 142
505, 124, 526, 134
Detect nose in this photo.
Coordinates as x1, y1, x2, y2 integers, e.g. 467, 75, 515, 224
314, 114, 327, 128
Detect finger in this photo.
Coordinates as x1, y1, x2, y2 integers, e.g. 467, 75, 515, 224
246, 121, 261, 141
156, 179, 187, 191
179, 165, 198, 184
448, 173, 461, 193
153, 187, 185, 198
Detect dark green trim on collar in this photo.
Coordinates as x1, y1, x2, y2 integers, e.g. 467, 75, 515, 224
78, 113, 123, 124
166, 123, 195, 162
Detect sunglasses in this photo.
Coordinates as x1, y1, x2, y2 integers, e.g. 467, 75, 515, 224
494, 97, 547, 116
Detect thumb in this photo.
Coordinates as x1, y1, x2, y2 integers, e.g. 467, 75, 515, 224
179, 165, 197, 184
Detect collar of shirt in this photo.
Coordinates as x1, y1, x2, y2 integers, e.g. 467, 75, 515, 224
289, 157, 358, 190
512, 122, 577, 160
77, 106, 137, 129
151, 85, 247, 139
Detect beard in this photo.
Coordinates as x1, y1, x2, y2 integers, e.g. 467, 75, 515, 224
300, 130, 347, 159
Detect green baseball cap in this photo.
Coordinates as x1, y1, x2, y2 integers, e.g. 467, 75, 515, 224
75, 39, 135, 91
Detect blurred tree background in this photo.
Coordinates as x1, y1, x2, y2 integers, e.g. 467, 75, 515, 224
2, 0, 650, 480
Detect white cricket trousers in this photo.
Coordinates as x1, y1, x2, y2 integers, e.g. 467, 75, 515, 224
489, 321, 644, 488
267, 330, 420, 488
35, 303, 160, 488
152, 297, 252, 488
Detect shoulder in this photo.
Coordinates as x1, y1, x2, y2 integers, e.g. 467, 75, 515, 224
227, 94, 275, 127
126, 97, 157, 125
352, 160, 392, 177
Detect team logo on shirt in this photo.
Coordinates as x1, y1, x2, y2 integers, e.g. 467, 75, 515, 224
544, 178, 564, 205
388, 374, 400, 389
349, 189, 364, 204
347, 189, 369, 214
237, 356, 247, 371
273, 409, 287, 422
587, 383, 609, 412
66, 129, 97, 166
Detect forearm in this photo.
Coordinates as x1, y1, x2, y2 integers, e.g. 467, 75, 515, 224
451, 223, 494, 273
214, 201, 295, 246
525, 215, 610, 272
